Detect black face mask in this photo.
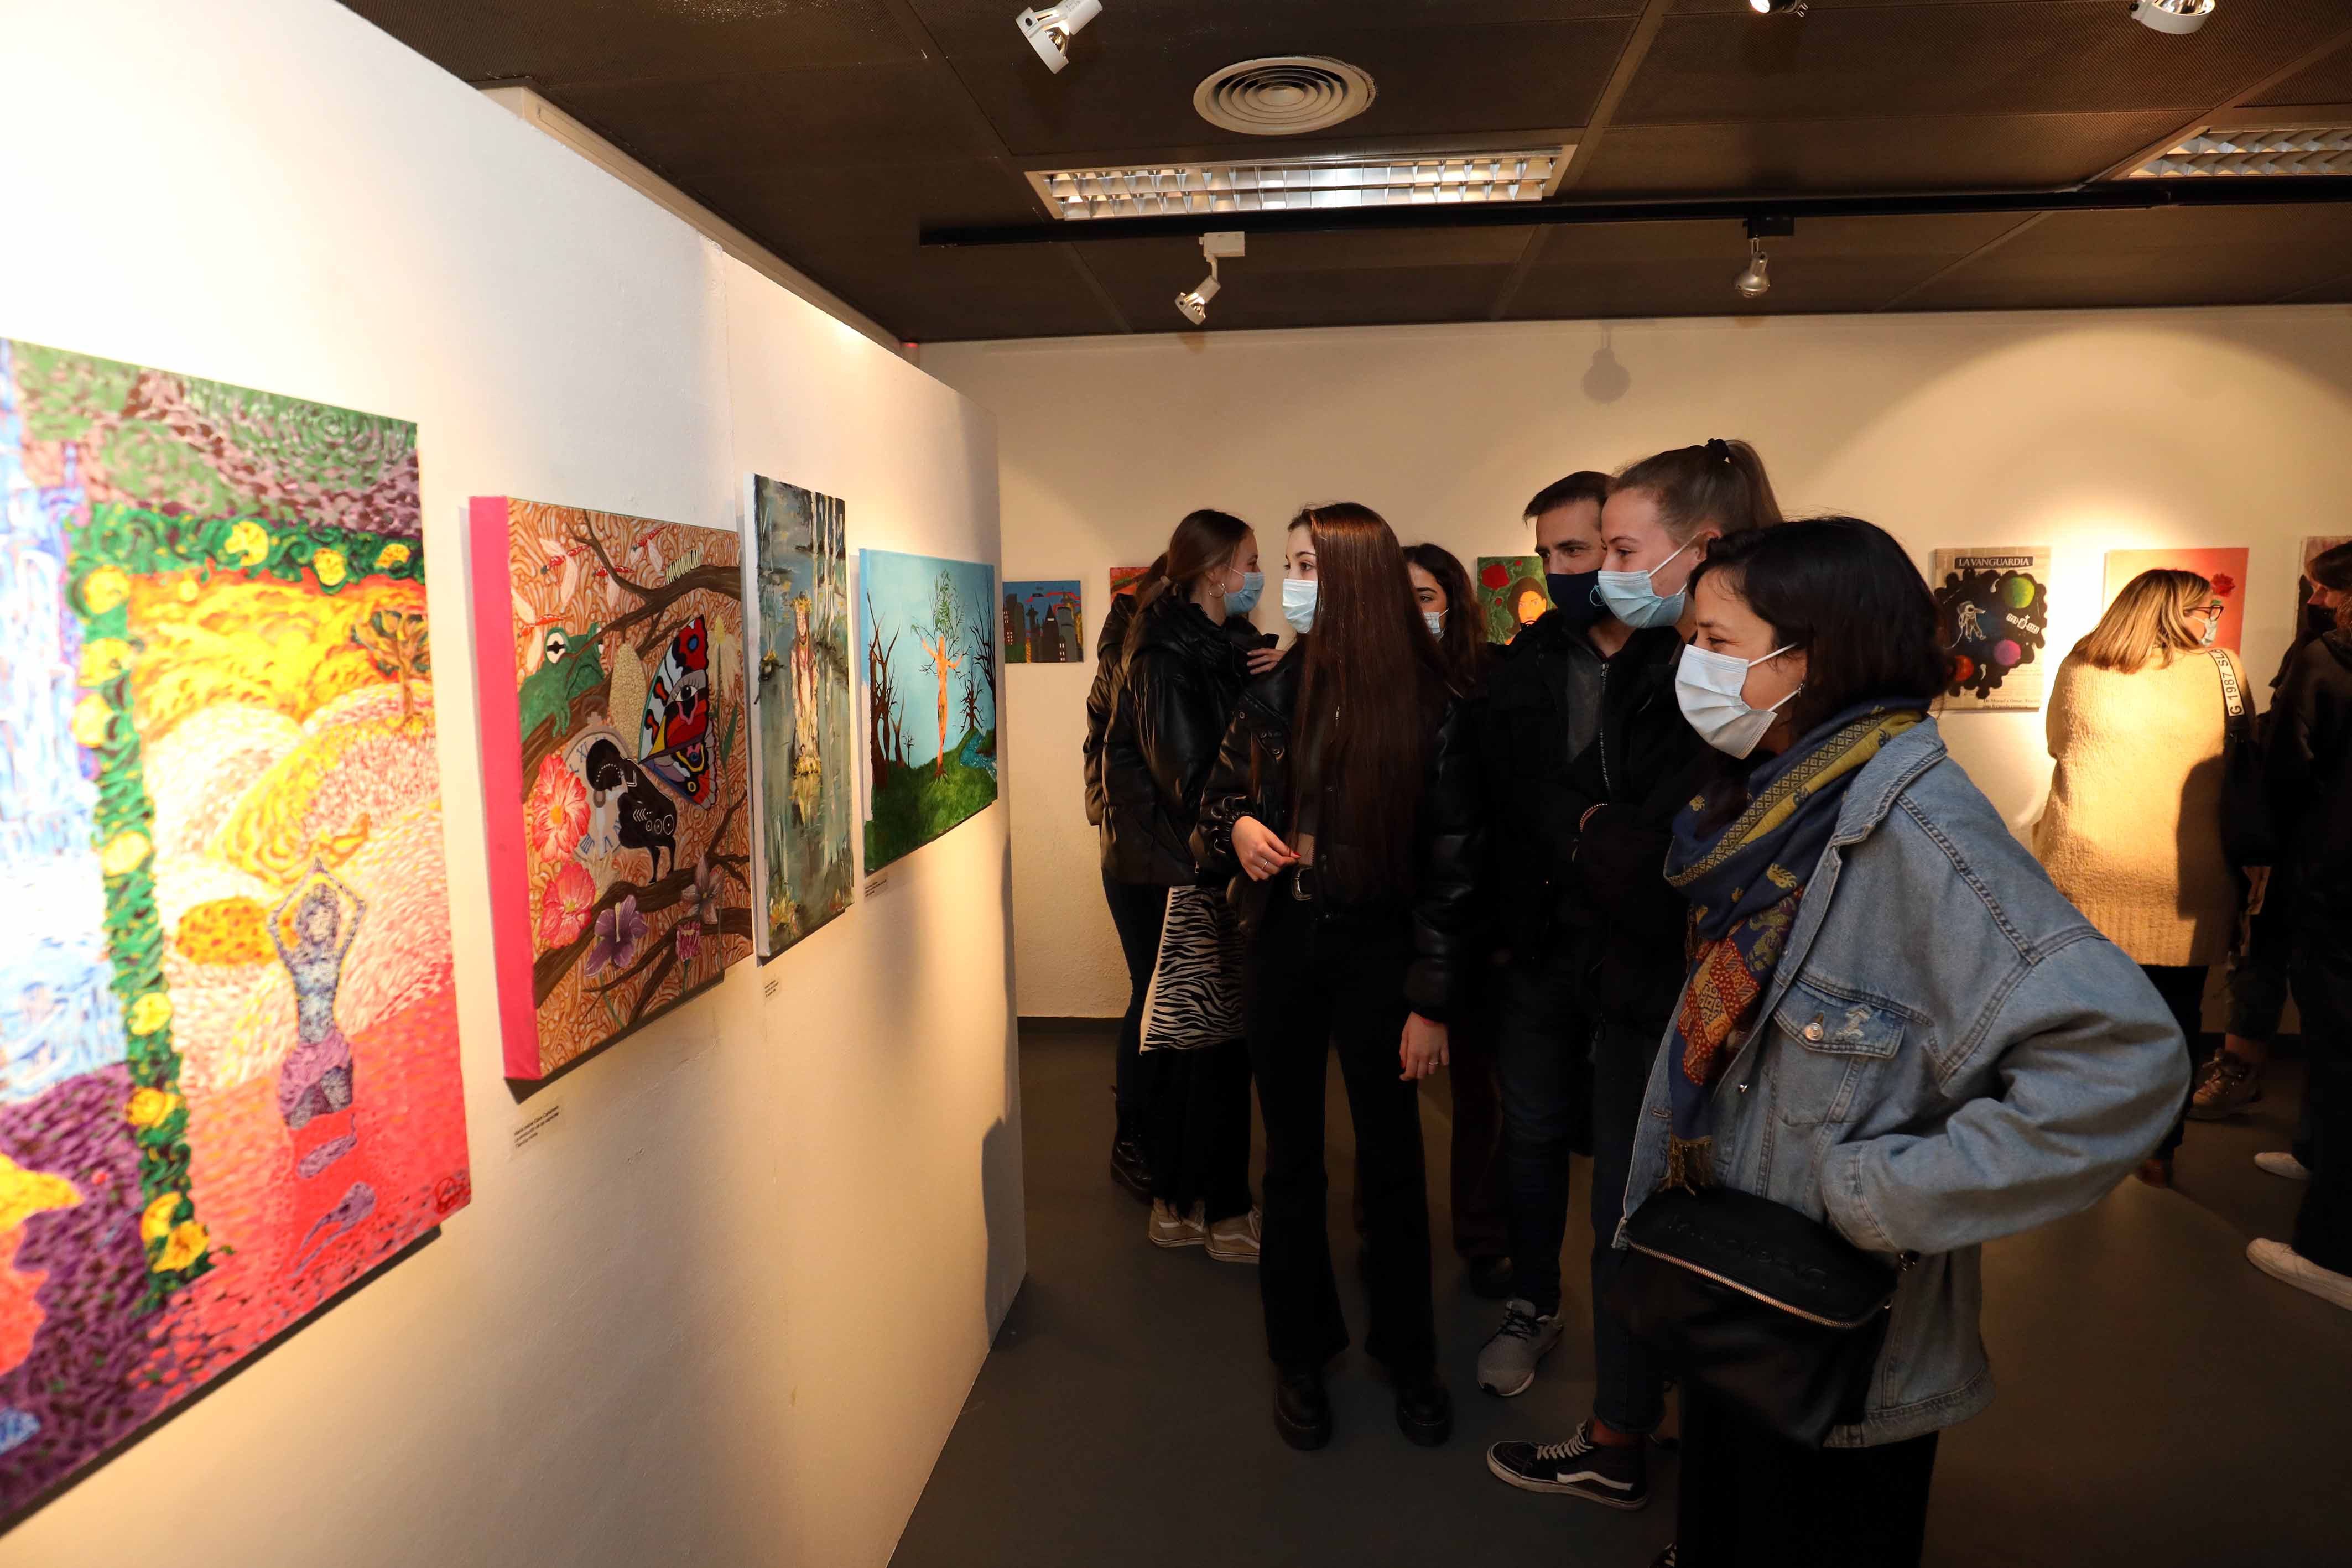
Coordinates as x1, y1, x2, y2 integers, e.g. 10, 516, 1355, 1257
1546, 570, 1607, 630
2304, 602, 2340, 641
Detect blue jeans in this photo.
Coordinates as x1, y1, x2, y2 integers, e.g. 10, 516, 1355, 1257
1589, 1015, 1668, 1436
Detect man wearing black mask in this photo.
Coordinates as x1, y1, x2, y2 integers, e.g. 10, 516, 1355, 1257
1472, 472, 1614, 1394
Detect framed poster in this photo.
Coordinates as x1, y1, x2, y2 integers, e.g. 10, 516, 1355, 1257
1004, 580, 1083, 664
2104, 548, 2249, 653
858, 550, 998, 872
744, 476, 855, 961
470, 497, 753, 1081
0, 338, 466, 1514
1929, 546, 2052, 710
1477, 555, 1550, 645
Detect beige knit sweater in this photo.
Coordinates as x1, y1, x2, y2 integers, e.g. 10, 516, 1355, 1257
2032, 648, 2241, 967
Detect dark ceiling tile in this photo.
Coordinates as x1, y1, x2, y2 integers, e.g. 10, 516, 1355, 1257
922, 18, 1637, 157
1507, 213, 2020, 318
555, 64, 1000, 176
1576, 111, 2193, 194
1620, 1, 2352, 123
341, 0, 922, 86
2246, 39, 2352, 108
908, 0, 1643, 45
705, 159, 1042, 251
1900, 203, 2352, 310
1073, 233, 1531, 335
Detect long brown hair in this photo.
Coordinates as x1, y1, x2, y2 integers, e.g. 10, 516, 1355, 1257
2074, 568, 2211, 672
1612, 438, 1783, 541
1403, 541, 1485, 693
1295, 503, 1439, 894
1127, 508, 1249, 655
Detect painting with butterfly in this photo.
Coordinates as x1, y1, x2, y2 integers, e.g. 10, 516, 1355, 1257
469, 497, 752, 1081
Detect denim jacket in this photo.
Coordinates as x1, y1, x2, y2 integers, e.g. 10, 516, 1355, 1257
1619, 717, 2187, 1447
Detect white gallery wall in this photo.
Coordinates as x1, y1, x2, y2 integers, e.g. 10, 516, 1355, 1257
0, 3, 1018, 1567
927, 305, 2352, 1020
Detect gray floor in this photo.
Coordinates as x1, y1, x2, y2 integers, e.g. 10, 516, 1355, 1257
892, 1025, 2351, 1567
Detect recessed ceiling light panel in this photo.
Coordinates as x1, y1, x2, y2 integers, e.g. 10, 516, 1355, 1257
1194, 56, 1376, 137
1027, 147, 1572, 221
2126, 127, 2352, 178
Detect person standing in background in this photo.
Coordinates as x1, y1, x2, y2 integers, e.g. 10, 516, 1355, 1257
1485, 439, 1782, 1514
2247, 540, 2352, 1312
2034, 569, 2240, 1188
1406, 541, 1511, 1299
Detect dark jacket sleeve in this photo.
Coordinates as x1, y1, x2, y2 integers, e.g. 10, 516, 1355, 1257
2265, 640, 2323, 845
1406, 695, 1487, 1023
1081, 596, 1138, 826
1192, 702, 1259, 883
1130, 645, 1225, 830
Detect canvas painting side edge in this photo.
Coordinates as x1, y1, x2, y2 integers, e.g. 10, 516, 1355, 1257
467, 495, 545, 1080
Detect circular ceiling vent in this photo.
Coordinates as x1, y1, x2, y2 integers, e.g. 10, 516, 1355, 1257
1193, 56, 1376, 137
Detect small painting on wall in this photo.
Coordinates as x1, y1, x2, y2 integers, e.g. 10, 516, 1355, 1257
1477, 555, 1550, 644
1110, 565, 1151, 599
471, 497, 753, 1081
1004, 580, 1083, 665
745, 476, 855, 961
1930, 546, 2052, 710
860, 550, 998, 872
2105, 547, 2250, 653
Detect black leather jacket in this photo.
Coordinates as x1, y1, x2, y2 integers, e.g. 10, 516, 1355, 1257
1083, 592, 1140, 827
2268, 630, 2352, 920
1099, 592, 1267, 885
1192, 657, 1485, 1023
1477, 609, 1605, 951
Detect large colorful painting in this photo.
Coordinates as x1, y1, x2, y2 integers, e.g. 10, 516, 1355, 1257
2105, 547, 2249, 653
0, 340, 466, 1515
860, 549, 998, 872
745, 476, 854, 961
1004, 580, 1082, 665
1930, 546, 2052, 711
471, 498, 752, 1081
1477, 555, 1550, 645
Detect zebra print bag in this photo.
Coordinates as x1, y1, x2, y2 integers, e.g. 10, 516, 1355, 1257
1141, 884, 1247, 1051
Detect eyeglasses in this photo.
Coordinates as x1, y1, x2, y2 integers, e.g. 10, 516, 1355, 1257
2192, 602, 2225, 617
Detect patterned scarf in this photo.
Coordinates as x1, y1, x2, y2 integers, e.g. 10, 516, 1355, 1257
1657, 703, 1927, 1189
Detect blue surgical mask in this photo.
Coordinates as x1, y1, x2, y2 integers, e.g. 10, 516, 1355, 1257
1595, 538, 1697, 629
1422, 609, 1446, 638
1224, 570, 1263, 616
1544, 569, 1607, 631
1282, 577, 1318, 636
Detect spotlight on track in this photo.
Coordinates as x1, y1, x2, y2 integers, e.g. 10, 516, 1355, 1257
1176, 231, 1246, 326
1017, 1, 1104, 74
2130, 0, 2215, 34
1735, 216, 1793, 301
1748, 0, 1808, 14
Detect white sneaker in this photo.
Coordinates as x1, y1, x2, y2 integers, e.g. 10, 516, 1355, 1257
1476, 1299, 1565, 1397
1148, 1199, 1206, 1248
2247, 1239, 2352, 1312
1206, 1208, 1262, 1264
2254, 1152, 2312, 1182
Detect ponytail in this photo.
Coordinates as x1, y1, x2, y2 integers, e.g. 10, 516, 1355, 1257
1128, 512, 1250, 655
1612, 437, 1782, 540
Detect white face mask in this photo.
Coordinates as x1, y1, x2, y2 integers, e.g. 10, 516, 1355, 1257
2199, 612, 2218, 647
1422, 608, 1446, 638
1594, 537, 1697, 629
1676, 642, 1800, 758
1282, 577, 1318, 635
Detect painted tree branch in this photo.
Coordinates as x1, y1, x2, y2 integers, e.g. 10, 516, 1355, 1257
532, 790, 748, 1002
602, 563, 739, 654
566, 519, 660, 604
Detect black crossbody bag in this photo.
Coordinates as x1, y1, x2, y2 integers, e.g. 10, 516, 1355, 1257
1604, 1184, 1911, 1448
2209, 648, 2273, 871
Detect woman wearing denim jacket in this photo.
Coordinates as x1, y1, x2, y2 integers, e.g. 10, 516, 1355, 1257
1627, 519, 2187, 1568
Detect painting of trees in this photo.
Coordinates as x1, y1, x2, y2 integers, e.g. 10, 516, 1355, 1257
857, 549, 1000, 872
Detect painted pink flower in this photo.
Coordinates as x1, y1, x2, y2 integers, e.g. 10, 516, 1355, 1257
675, 920, 701, 963
538, 861, 597, 949
524, 755, 590, 864
586, 894, 648, 977
675, 855, 722, 929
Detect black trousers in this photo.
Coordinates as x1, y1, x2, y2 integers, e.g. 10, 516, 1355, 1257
1245, 892, 1436, 1377
2291, 915, 2352, 1273
1446, 978, 1510, 1261
1144, 1039, 1254, 1223
2140, 963, 2208, 1162
1677, 1381, 1939, 1568
1496, 950, 1591, 1314
1101, 871, 1168, 1137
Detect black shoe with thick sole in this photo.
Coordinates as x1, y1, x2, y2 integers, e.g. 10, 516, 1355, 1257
1109, 1134, 1151, 1202
1396, 1374, 1454, 1447
1464, 1254, 1515, 1301
1275, 1372, 1333, 1451
1486, 1421, 1650, 1509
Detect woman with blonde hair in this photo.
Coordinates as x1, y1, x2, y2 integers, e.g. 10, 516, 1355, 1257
2034, 567, 2242, 1186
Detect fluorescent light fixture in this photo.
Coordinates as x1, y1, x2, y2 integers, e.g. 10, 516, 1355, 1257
1017, 1, 1102, 75
1027, 147, 1573, 221
2130, 0, 2215, 34
2126, 127, 2352, 178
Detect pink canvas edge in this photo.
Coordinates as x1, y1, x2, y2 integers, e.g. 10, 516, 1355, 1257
469, 495, 544, 1079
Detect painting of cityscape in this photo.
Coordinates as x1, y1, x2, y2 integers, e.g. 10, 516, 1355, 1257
859, 550, 997, 872
1003, 579, 1082, 664
0, 339, 467, 1515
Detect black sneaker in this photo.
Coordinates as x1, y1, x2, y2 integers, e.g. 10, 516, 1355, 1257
1109, 1133, 1151, 1202
1486, 1420, 1649, 1509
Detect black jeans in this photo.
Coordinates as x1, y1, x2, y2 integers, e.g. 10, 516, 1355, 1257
1144, 1040, 1253, 1223
1677, 1380, 1939, 1568
1245, 892, 1436, 1377
1497, 950, 1590, 1315
1446, 977, 1510, 1261
2291, 916, 2352, 1273
2140, 963, 2208, 1163
1589, 1015, 1667, 1436
1101, 871, 1168, 1138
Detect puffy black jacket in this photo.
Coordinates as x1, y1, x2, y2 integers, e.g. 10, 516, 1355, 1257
1192, 657, 1485, 1022
1099, 592, 1267, 885
1477, 609, 1605, 951
2267, 629, 2352, 919
1082, 592, 1140, 827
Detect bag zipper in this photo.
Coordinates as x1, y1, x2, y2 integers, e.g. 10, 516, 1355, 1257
1622, 1238, 1893, 1329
